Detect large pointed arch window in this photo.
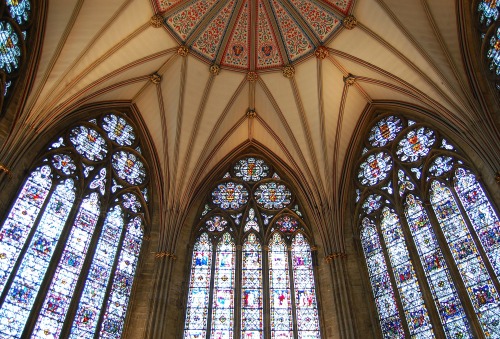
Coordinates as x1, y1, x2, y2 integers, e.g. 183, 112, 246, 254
355, 114, 500, 338
183, 156, 321, 338
0, 111, 149, 338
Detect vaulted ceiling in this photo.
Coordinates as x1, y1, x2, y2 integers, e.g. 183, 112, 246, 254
15, 0, 484, 232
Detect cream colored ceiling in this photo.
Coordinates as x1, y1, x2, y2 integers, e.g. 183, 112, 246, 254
16, 0, 482, 227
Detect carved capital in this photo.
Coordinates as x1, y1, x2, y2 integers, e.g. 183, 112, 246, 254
314, 46, 329, 60
343, 15, 357, 30
149, 73, 161, 84
155, 251, 177, 260
282, 65, 295, 78
210, 64, 220, 76
247, 71, 258, 82
150, 14, 164, 28
324, 252, 347, 263
177, 45, 189, 57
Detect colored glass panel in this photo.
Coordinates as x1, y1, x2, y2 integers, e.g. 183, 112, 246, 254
360, 218, 404, 339
0, 21, 21, 73
404, 195, 472, 338
184, 233, 213, 339
241, 233, 263, 338
368, 116, 403, 148
396, 127, 436, 162
212, 182, 249, 210
254, 182, 292, 209
430, 182, 500, 337
99, 217, 143, 338
269, 233, 293, 339
0, 166, 51, 295
102, 114, 136, 146
361, 194, 382, 214
234, 157, 270, 182
0, 179, 75, 338
244, 208, 259, 232
488, 27, 500, 76
68, 206, 125, 339
358, 152, 393, 186
454, 168, 500, 278
429, 156, 455, 177
32, 193, 101, 338
206, 215, 228, 232
275, 215, 299, 233
112, 151, 146, 185
69, 125, 108, 161
51, 154, 76, 175
6, 0, 30, 25
478, 0, 499, 26
211, 233, 235, 338
380, 207, 434, 337
292, 234, 321, 338
397, 170, 414, 197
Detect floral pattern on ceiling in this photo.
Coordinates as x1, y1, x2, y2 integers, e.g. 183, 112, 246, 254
157, 0, 351, 71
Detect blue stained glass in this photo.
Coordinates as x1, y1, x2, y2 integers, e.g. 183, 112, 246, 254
368, 116, 403, 148
362, 194, 382, 214
396, 127, 436, 162
292, 234, 321, 338
244, 208, 259, 232
241, 234, 263, 339
358, 152, 393, 187
100, 217, 143, 338
211, 233, 235, 338
212, 182, 249, 210
69, 126, 108, 161
234, 157, 270, 182
269, 233, 293, 339
184, 233, 212, 339
0, 166, 51, 295
206, 215, 228, 232
6, 0, 30, 25
404, 194, 472, 338
478, 0, 499, 26
360, 218, 404, 339
275, 215, 299, 233
488, 27, 500, 76
102, 114, 136, 146
397, 170, 414, 197
32, 193, 101, 339
0, 21, 21, 73
429, 156, 455, 177
454, 168, 500, 278
51, 154, 76, 175
0, 179, 75, 339
430, 181, 500, 337
90, 168, 107, 195
112, 151, 146, 185
68, 206, 124, 339
254, 182, 292, 209
380, 208, 434, 337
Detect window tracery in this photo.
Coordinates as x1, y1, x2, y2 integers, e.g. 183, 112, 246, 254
183, 156, 321, 338
0, 111, 149, 338
356, 113, 500, 338
477, 0, 500, 93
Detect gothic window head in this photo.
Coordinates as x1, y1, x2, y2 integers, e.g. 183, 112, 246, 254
355, 113, 500, 338
0, 110, 150, 338
183, 155, 321, 338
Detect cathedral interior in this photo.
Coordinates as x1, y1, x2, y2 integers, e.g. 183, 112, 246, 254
0, 0, 499, 338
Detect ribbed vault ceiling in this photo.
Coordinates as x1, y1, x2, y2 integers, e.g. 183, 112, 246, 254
9, 0, 487, 246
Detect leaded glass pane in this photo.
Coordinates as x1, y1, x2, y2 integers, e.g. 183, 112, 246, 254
358, 152, 392, 186
404, 195, 472, 338
478, 0, 499, 26
244, 208, 259, 232
0, 21, 21, 73
380, 207, 434, 337
362, 194, 382, 214
396, 127, 436, 162
269, 233, 293, 339
184, 233, 213, 338
6, 0, 30, 25
241, 234, 263, 338
254, 182, 292, 209
488, 27, 500, 76
0, 166, 52, 295
368, 116, 403, 147
360, 218, 404, 339
69, 126, 108, 161
211, 233, 235, 339
68, 206, 125, 339
275, 215, 299, 233
206, 215, 228, 232
454, 168, 500, 278
112, 151, 146, 185
212, 182, 249, 209
0, 179, 76, 338
430, 181, 500, 337
102, 114, 136, 146
292, 234, 320, 338
234, 157, 270, 182
32, 193, 101, 339
99, 217, 143, 338
428, 156, 455, 177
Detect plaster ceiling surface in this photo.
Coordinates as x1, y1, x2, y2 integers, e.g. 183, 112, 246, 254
18, 0, 480, 214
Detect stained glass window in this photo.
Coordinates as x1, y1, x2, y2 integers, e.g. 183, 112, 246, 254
0, 111, 149, 338
477, 0, 500, 94
184, 156, 321, 338
356, 114, 500, 338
